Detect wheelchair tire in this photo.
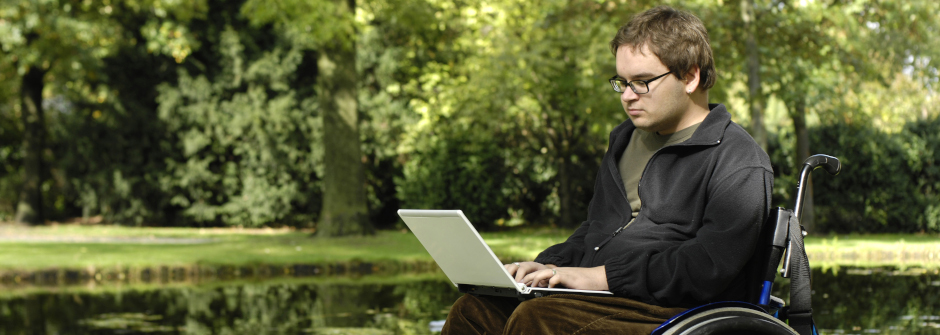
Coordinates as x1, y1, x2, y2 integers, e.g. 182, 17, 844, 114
660, 307, 797, 335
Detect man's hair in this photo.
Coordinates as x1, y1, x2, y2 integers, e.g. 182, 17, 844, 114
609, 6, 717, 90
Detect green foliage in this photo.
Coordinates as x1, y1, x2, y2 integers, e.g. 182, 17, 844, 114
48, 0, 324, 227
0, 0, 120, 72
472, 0, 628, 226
785, 116, 940, 234
156, 27, 322, 227
241, 0, 355, 50
398, 125, 507, 230
906, 119, 940, 232
0, 0, 938, 232
44, 0, 210, 226
355, 0, 466, 229
395, 0, 647, 228
0, 0, 195, 223
0, 102, 22, 220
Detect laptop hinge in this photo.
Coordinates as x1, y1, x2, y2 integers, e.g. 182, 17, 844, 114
457, 284, 520, 298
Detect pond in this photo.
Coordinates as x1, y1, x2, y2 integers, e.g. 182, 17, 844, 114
0, 268, 937, 334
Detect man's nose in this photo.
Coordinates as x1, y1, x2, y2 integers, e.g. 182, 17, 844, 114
621, 88, 639, 102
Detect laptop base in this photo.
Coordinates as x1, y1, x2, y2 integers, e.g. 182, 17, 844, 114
458, 283, 614, 301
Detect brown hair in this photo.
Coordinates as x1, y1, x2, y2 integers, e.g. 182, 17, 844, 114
609, 6, 717, 90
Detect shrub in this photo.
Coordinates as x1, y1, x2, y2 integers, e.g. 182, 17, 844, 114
809, 117, 940, 233
397, 125, 507, 231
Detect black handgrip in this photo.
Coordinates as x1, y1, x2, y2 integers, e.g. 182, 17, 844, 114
802, 154, 841, 176
763, 246, 785, 282
793, 154, 842, 223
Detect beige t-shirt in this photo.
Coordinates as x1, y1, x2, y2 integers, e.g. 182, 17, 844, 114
618, 123, 701, 221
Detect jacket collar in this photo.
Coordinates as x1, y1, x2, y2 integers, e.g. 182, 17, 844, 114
612, 103, 732, 155
684, 103, 732, 146
606, 104, 733, 203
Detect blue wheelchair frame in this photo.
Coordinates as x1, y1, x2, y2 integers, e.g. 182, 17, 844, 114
651, 154, 841, 335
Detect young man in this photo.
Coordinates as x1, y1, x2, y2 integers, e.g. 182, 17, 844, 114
442, 6, 773, 334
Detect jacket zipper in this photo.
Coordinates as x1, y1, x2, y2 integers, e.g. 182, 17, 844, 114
593, 218, 634, 251
592, 136, 722, 253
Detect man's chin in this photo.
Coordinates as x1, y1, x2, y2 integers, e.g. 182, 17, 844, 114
629, 119, 653, 132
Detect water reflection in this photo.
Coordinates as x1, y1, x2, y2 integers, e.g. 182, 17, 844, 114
807, 267, 940, 335
0, 275, 462, 334
0, 268, 936, 334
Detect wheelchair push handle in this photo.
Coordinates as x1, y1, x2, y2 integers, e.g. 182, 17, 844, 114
776, 154, 841, 281
793, 154, 841, 222
802, 154, 841, 176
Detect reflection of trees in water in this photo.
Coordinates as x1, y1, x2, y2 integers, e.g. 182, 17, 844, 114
0, 278, 461, 334
773, 268, 940, 334
4, 270, 933, 334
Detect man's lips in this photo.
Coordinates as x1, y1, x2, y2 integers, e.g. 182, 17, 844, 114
627, 108, 643, 117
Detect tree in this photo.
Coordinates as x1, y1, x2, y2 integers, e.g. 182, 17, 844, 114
52, 0, 208, 226
477, 0, 631, 226
317, 11, 372, 236
149, 0, 334, 228
397, 0, 658, 227
730, 0, 940, 232
242, 0, 371, 235
740, 0, 767, 152
13, 66, 46, 224
0, 0, 124, 224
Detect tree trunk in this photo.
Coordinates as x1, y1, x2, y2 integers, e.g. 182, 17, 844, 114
558, 154, 573, 227
741, 0, 767, 151
15, 67, 46, 225
791, 96, 814, 232
316, 0, 372, 237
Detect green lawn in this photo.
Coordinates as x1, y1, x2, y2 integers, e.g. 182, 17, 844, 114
0, 224, 937, 272
804, 233, 940, 269
0, 225, 434, 271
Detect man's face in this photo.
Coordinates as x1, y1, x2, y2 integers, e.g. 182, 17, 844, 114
615, 44, 693, 135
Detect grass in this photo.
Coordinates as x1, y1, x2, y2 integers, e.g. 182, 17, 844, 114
804, 233, 940, 269
0, 224, 937, 272
0, 225, 434, 271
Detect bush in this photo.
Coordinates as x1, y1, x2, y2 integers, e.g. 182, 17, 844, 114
397, 125, 507, 231
809, 117, 940, 233
154, 29, 321, 227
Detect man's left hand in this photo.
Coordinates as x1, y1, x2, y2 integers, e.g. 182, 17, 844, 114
521, 266, 609, 291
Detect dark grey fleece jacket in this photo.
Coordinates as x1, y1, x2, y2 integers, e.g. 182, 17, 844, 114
534, 104, 773, 308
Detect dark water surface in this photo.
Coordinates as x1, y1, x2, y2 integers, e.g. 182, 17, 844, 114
0, 268, 937, 334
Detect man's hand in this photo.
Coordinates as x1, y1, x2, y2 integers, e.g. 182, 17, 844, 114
521, 266, 609, 291
504, 261, 556, 283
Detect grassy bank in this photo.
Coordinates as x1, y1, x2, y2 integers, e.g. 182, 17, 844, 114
804, 233, 940, 269
0, 224, 937, 272
0, 225, 434, 271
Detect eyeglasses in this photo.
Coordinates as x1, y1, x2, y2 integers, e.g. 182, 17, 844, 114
609, 72, 672, 94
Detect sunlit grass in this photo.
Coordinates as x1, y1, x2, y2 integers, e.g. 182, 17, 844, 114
805, 233, 940, 269
481, 227, 572, 261
0, 224, 937, 271
0, 225, 432, 271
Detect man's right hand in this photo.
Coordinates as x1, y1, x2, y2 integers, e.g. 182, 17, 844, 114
504, 261, 557, 285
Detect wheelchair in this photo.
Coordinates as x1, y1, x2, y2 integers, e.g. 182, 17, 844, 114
651, 154, 841, 335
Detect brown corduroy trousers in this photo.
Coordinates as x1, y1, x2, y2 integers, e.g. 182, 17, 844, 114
441, 293, 687, 335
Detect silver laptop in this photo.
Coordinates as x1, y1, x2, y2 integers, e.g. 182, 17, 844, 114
397, 209, 613, 299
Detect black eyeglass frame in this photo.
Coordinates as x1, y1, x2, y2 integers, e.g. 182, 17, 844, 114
608, 71, 673, 94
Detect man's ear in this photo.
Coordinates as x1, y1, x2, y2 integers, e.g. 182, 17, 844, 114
684, 66, 701, 94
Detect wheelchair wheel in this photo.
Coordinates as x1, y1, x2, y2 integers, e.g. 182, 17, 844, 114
659, 307, 797, 335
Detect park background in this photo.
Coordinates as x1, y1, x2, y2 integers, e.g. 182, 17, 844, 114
1, 0, 939, 333
1, 0, 939, 235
